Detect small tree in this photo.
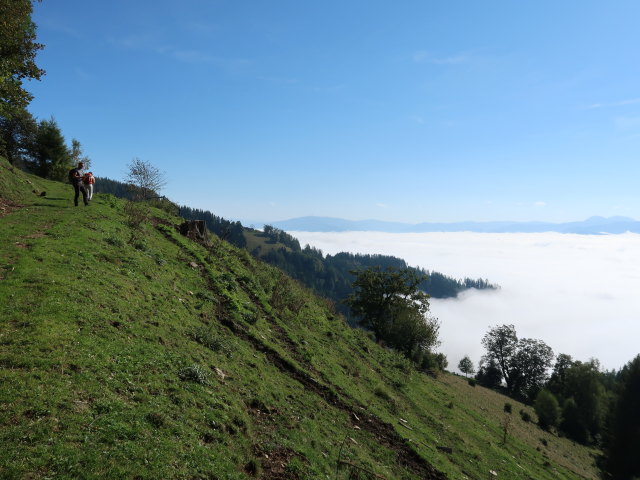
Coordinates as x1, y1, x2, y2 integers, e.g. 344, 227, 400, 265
561, 398, 588, 443
458, 355, 475, 378
476, 357, 503, 389
123, 158, 166, 243
481, 324, 519, 394
126, 157, 166, 201
534, 389, 560, 430
71, 139, 90, 170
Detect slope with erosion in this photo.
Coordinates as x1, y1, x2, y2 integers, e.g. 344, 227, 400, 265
0, 159, 599, 479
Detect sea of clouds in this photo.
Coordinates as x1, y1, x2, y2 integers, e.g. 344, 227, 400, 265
290, 231, 640, 372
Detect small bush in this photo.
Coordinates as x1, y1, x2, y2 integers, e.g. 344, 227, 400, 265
196, 291, 217, 303
149, 252, 166, 266
191, 326, 233, 357
105, 235, 125, 248
534, 389, 560, 430
133, 239, 149, 251
468, 378, 477, 387
179, 364, 210, 385
146, 412, 165, 428
520, 409, 532, 422
124, 201, 149, 231
244, 458, 262, 477
504, 402, 513, 414
421, 352, 448, 373
242, 310, 260, 325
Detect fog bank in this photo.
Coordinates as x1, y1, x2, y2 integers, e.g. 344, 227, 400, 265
291, 231, 640, 371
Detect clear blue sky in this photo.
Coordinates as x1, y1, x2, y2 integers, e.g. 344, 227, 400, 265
29, 1, 640, 224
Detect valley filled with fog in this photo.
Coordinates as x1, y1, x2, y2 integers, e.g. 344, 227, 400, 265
291, 231, 640, 372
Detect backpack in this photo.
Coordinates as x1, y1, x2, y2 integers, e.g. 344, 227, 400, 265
68, 168, 76, 184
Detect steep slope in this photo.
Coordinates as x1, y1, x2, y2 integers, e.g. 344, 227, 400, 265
0, 159, 599, 479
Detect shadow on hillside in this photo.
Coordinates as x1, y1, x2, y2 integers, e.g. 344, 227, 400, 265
33, 203, 72, 208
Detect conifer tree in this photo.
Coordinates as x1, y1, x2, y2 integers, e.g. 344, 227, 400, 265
32, 117, 72, 180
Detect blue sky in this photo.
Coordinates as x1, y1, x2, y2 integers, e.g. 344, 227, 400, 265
29, 1, 640, 223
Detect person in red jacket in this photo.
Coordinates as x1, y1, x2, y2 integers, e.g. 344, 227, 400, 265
83, 171, 96, 201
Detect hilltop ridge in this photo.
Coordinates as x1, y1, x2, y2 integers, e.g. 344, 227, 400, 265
0, 159, 599, 479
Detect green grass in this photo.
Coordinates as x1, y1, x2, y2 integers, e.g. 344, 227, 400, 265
0, 157, 600, 479
244, 229, 296, 258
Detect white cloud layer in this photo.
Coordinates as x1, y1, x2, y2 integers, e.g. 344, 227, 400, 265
291, 231, 640, 372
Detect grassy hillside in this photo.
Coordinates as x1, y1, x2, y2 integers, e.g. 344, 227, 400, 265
0, 158, 600, 479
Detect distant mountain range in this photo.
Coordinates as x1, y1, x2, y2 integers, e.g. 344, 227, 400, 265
269, 216, 640, 234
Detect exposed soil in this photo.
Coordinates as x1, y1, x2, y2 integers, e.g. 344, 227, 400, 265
0, 198, 23, 218
252, 445, 302, 480
221, 316, 446, 480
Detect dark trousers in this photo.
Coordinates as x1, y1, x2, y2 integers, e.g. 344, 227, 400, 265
73, 183, 88, 206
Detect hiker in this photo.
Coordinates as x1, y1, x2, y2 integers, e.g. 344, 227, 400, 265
83, 171, 96, 201
68, 162, 89, 206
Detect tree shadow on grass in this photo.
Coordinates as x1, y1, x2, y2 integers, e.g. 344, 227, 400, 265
33, 203, 73, 208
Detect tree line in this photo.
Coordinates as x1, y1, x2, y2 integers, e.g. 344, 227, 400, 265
1, 111, 93, 181
178, 205, 247, 249
257, 225, 497, 319
459, 324, 639, 479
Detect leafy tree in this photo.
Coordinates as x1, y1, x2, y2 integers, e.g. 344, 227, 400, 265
0, 0, 45, 118
604, 355, 640, 479
561, 397, 588, 443
564, 360, 607, 442
481, 325, 553, 400
386, 304, 440, 361
511, 338, 554, 401
481, 324, 519, 393
475, 358, 503, 389
346, 267, 429, 340
422, 352, 448, 372
549, 358, 609, 444
547, 353, 574, 396
458, 355, 475, 377
0, 105, 37, 166
346, 267, 440, 361
71, 139, 90, 170
125, 157, 166, 200
534, 389, 560, 430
